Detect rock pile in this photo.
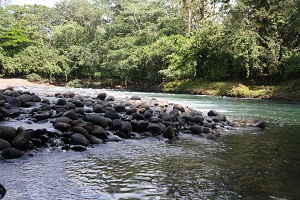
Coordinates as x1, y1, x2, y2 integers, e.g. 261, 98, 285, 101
0, 86, 266, 159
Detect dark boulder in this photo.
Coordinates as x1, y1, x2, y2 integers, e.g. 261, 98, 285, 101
71, 133, 89, 146
130, 95, 141, 100
70, 145, 87, 151
147, 123, 162, 134
113, 104, 125, 113
63, 110, 79, 120
7, 97, 21, 107
0, 126, 17, 142
84, 115, 109, 128
120, 121, 132, 138
163, 125, 176, 140
93, 104, 105, 113
71, 126, 90, 138
1, 148, 24, 159
11, 131, 31, 149
91, 125, 108, 140
0, 138, 11, 150
89, 135, 102, 144
33, 112, 50, 121
208, 110, 219, 116
112, 119, 122, 130
104, 110, 120, 120
173, 104, 185, 113
97, 93, 107, 100
190, 124, 203, 135
246, 119, 267, 128
54, 122, 71, 132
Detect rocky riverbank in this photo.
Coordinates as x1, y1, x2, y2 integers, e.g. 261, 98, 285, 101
0, 83, 266, 160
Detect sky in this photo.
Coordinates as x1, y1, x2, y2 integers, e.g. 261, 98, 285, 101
10, 0, 60, 7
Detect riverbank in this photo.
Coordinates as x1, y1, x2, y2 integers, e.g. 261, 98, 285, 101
1, 78, 299, 102
159, 79, 300, 102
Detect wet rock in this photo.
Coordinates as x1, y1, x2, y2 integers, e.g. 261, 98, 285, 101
173, 104, 185, 113
112, 119, 122, 130
108, 135, 123, 142
53, 117, 73, 125
11, 131, 31, 149
246, 119, 267, 128
120, 121, 132, 138
208, 110, 219, 116
70, 145, 87, 152
91, 125, 108, 140
1, 148, 24, 159
72, 100, 84, 107
71, 133, 89, 146
0, 138, 11, 150
84, 115, 109, 128
190, 124, 203, 135
71, 126, 90, 138
163, 125, 176, 140
63, 110, 79, 120
56, 98, 67, 106
7, 97, 21, 107
113, 104, 125, 113
104, 110, 120, 120
33, 112, 50, 121
93, 104, 105, 113
147, 123, 162, 134
97, 93, 107, 100
89, 135, 102, 144
0, 107, 9, 117
130, 95, 142, 100
105, 95, 115, 101
54, 122, 71, 132
0, 126, 17, 142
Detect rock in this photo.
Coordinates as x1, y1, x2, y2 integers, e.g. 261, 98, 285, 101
70, 145, 87, 152
246, 119, 267, 128
71, 133, 89, 146
208, 110, 219, 116
54, 122, 71, 132
97, 93, 107, 100
147, 123, 162, 134
33, 112, 50, 121
108, 135, 123, 142
63, 110, 79, 120
217, 114, 227, 122
130, 95, 142, 100
72, 100, 84, 107
89, 135, 102, 144
71, 126, 90, 138
112, 119, 122, 130
91, 125, 108, 140
120, 121, 132, 138
1, 148, 24, 159
0, 126, 17, 142
84, 114, 109, 128
93, 104, 105, 113
190, 124, 203, 135
7, 97, 21, 107
11, 131, 31, 149
105, 95, 115, 101
0, 138, 11, 150
53, 117, 73, 125
104, 110, 120, 120
173, 104, 185, 112
113, 104, 125, 112
163, 125, 176, 140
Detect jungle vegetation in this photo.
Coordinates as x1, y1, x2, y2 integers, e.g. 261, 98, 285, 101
0, 0, 300, 88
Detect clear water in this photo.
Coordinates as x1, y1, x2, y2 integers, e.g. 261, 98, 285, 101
1, 86, 300, 199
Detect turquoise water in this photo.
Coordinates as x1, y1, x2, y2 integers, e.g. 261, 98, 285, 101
1, 86, 300, 199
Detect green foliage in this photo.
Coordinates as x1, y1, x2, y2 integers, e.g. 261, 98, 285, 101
282, 50, 300, 79
0, 0, 300, 85
66, 79, 82, 88
27, 73, 46, 83
0, 28, 31, 56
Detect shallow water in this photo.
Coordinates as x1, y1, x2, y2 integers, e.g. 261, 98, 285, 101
1, 86, 300, 199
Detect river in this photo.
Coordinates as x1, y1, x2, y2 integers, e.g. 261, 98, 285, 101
1, 86, 300, 200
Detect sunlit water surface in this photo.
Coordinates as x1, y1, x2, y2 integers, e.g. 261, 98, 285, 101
1, 86, 300, 199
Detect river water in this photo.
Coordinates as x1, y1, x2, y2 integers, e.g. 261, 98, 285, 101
1, 86, 300, 200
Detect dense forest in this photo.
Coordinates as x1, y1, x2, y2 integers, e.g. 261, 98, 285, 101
0, 0, 300, 87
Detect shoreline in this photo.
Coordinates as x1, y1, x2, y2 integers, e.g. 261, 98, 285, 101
1, 78, 299, 103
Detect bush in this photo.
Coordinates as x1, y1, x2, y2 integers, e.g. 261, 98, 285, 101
66, 79, 82, 88
27, 73, 46, 83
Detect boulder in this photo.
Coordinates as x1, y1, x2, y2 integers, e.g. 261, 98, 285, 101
163, 125, 176, 140
120, 121, 132, 138
71, 133, 89, 146
97, 93, 107, 100
190, 124, 203, 135
11, 131, 31, 149
54, 122, 71, 132
91, 125, 108, 140
71, 126, 90, 138
1, 148, 24, 159
208, 110, 219, 116
89, 135, 102, 144
173, 104, 185, 113
0, 126, 17, 142
84, 115, 109, 128
0, 138, 11, 150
